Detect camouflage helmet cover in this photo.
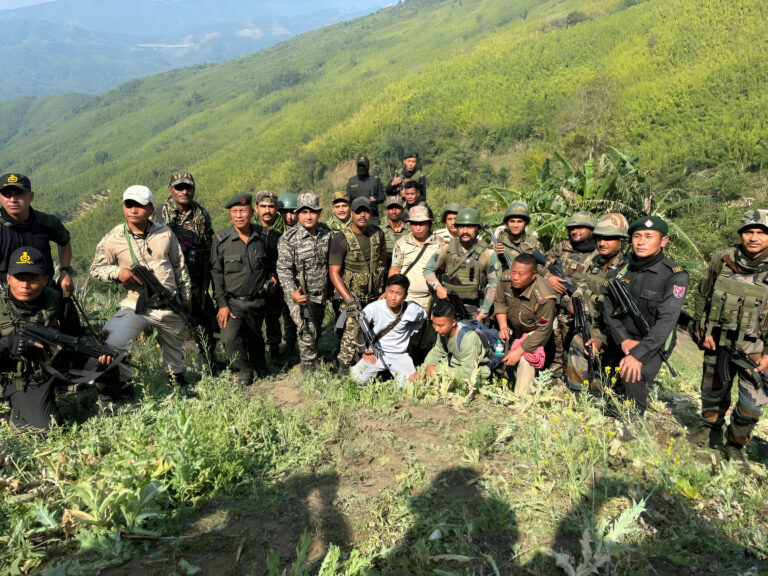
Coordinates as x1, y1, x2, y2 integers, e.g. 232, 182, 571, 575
503, 201, 530, 222
455, 207, 482, 226
566, 211, 597, 229
739, 209, 768, 233
593, 213, 629, 238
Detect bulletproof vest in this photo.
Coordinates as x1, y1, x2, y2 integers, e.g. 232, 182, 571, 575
705, 251, 768, 346
342, 226, 384, 299
440, 237, 489, 302
0, 288, 59, 383
499, 229, 538, 260
581, 252, 626, 321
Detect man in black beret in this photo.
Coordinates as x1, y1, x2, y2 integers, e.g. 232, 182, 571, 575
210, 194, 278, 384
602, 216, 688, 417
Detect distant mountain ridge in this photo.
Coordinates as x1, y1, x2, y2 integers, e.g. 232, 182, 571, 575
0, 0, 764, 270
0, 0, 390, 99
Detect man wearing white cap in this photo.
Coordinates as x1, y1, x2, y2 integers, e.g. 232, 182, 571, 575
90, 185, 193, 396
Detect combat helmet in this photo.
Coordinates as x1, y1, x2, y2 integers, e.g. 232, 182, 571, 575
739, 209, 768, 233
455, 208, 483, 226
503, 201, 530, 222
566, 211, 597, 229
278, 192, 298, 211
441, 202, 462, 222
593, 213, 629, 238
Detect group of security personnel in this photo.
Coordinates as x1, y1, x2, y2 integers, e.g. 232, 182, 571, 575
1, 157, 767, 467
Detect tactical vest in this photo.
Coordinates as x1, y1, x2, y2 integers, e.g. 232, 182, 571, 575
704, 252, 768, 346
0, 288, 59, 389
342, 226, 385, 299
328, 215, 350, 233
581, 252, 626, 322
440, 238, 489, 302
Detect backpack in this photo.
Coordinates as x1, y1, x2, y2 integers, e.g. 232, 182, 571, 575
455, 319, 503, 372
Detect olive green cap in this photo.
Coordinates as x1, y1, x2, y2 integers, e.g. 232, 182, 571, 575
628, 215, 669, 236
503, 201, 530, 222
593, 213, 629, 238
566, 211, 597, 229
455, 207, 482, 227
277, 192, 298, 211
739, 209, 768, 233
441, 202, 462, 222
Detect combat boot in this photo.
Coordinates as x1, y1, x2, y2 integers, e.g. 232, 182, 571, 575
723, 442, 749, 468
688, 424, 723, 449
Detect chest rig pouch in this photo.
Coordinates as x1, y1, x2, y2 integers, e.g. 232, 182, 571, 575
440, 238, 488, 302
706, 258, 768, 346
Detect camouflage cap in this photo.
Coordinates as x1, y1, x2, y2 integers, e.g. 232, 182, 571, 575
739, 209, 768, 233
254, 190, 278, 205
628, 215, 668, 237
7, 246, 46, 276
225, 193, 253, 209
332, 190, 350, 204
0, 173, 32, 194
407, 205, 432, 223
386, 195, 404, 209
296, 193, 321, 212
594, 213, 629, 238
566, 211, 597, 229
169, 171, 194, 187
503, 201, 530, 222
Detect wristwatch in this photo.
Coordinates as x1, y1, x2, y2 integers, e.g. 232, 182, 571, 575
60, 266, 75, 276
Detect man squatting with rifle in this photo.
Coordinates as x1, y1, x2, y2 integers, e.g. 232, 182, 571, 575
1, 247, 113, 431
90, 185, 193, 396
691, 210, 768, 464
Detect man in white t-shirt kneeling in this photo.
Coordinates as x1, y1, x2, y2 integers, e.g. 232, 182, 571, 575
351, 274, 425, 385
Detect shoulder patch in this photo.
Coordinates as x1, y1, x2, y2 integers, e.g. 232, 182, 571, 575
672, 266, 684, 273
215, 231, 231, 242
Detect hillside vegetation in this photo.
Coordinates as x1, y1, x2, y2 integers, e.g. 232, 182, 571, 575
0, 0, 765, 269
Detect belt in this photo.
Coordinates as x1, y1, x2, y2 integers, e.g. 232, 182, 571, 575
228, 294, 261, 301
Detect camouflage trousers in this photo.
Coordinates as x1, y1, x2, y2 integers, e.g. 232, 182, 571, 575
566, 335, 623, 393
550, 313, 574, 382
700, 341, 768, 447
287, 300, 326, 363
338, 293, 372, 366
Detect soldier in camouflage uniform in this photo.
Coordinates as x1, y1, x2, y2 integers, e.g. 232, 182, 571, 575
211, 193, 278, 384
493, 201, 544, 270
254, 190, 294, 361
155, 171, 217, 367
328, 197, 387, 373
434, 202, 462, 243
423, 208, 501, 322
276, 193, 332, 372
385, 151, 427, 203
692, 210, 768, 464
327, 191, 351, 233
565, 213, 629, 392
383, 195, 409, 267
545, 211, 599, 386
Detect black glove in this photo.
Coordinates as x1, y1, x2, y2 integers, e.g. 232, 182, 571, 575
1, 332, 30, 356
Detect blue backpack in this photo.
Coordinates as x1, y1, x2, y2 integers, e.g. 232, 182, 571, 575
455, 319, 504, 372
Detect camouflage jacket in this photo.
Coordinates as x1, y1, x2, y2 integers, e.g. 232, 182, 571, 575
326, 214, 350, 233
277, 223, 333, 306
90, 221, 192, 310
545, 239, 598, 280
155, 198, 213, 293
256, 212, 287, 237
494, 226, 544, 269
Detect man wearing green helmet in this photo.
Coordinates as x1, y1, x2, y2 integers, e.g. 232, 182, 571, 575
565, 213, 629, 392
435, 202, 462, 243
545, 210, 599, 387
494, 201, 543, 269
691, 209, 768, 465
423, 207, 501, 321
277, 192, 299, 229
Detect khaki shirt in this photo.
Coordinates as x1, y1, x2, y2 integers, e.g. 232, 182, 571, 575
494, 274, 556, 353
391, 232, 445, 309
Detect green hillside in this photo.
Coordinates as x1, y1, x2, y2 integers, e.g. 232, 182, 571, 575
0, 0, 765, 270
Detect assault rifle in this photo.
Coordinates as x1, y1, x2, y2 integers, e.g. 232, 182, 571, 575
17, 324, 143, 381
485, 227, 513, 270
357, 315, 389, 370
605, 277, 678, 378
446, 291, 470, 321
130, 264, 198, 329
297, 262, 313, 341
717, 346, 768, 395
532, 250, 577, 295
572, 296, 596, 384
